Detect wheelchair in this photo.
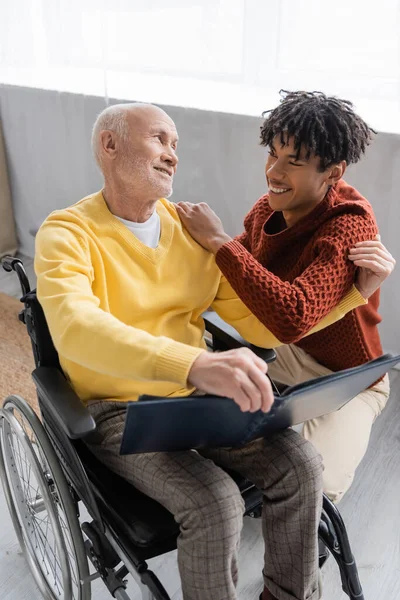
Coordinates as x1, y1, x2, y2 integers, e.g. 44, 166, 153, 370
0, 256, 365, 600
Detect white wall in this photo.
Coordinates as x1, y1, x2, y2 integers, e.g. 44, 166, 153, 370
0, 84, 399, 354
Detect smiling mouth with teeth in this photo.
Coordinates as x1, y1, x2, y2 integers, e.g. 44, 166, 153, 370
269, 185, 290, 194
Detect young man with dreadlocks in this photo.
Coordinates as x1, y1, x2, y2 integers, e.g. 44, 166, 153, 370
176, 91, 395, 512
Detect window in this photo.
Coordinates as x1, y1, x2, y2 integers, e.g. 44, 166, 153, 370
1, 0, 399, 131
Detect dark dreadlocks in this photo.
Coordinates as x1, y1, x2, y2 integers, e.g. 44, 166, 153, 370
260, 90, 376, 171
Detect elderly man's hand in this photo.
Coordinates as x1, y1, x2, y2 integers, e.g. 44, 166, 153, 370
349, 235, 396, 299
188, 348, 274, 413
176, 202, 232, 253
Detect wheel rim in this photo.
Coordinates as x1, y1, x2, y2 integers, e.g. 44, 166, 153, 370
0, 398, 90, 600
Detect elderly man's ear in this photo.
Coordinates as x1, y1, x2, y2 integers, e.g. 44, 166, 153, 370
100, 130, 118, 160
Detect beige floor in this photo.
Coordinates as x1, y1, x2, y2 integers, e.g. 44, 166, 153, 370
0, 255, 399, 600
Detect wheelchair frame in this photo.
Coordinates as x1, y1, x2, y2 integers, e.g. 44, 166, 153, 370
0, 256, 365, 600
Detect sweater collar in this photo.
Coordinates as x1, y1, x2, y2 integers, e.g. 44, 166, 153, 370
263, 185, 336, 242
94, 192, 174, 262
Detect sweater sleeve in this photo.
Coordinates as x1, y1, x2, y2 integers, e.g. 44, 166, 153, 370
211, 275, 366, 348
215, 213, 377, 344
34, 223, 203, 386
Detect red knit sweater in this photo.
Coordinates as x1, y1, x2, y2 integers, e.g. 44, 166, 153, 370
216, 179, 383, 372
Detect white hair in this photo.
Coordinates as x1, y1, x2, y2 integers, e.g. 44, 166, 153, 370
91, 103, 134, 168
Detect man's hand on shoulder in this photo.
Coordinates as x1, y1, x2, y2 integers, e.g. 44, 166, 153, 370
188, 348, 274, 413
350, 235, 396, 299
175, 202, 232, 253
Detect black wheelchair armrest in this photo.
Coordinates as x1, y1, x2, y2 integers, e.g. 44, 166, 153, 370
32, 366, 96, 440
202, 310, 276, 363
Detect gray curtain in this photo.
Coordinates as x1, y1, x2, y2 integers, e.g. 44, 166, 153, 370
0, 119, 17, 257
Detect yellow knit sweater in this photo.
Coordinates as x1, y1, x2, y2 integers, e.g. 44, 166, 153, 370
35, 192, 365, 404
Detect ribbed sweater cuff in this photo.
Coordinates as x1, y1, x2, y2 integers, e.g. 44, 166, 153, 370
156, 342, 205, 386
343, 285, 368, 311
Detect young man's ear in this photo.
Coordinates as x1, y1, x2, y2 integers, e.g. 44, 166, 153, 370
326, 160, 347, 185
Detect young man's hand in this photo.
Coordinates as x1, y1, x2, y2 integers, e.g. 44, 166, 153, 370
188, 348, 274, 413
176, 202, 232, 253
350, 235, 396, 299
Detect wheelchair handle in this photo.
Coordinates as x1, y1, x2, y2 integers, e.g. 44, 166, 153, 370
1, 255, 19, 272
1, 255, 31, 296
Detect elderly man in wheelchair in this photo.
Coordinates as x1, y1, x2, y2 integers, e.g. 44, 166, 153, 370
0, 102, 395, 600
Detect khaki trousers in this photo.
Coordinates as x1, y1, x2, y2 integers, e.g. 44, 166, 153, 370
268, 345, 390, 503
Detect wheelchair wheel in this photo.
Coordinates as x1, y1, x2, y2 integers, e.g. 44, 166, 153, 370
0, 395, 91, 600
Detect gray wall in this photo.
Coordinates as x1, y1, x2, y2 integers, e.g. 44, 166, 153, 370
0, 84, 399, 354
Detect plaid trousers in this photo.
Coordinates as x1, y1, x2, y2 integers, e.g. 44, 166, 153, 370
87, 400, 323, 600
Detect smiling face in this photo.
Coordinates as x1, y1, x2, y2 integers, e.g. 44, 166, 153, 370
265, 135, 345, 226
117, 105, 179, 201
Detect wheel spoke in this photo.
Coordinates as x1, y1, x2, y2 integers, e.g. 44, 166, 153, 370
1, 399, 89, 600
10, 435, 45, 512
10, 433, 41, 506
30, 513, 48, 569
10, 432, 30, 499
30, 504, 64, 592
57, 511, 79, 585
